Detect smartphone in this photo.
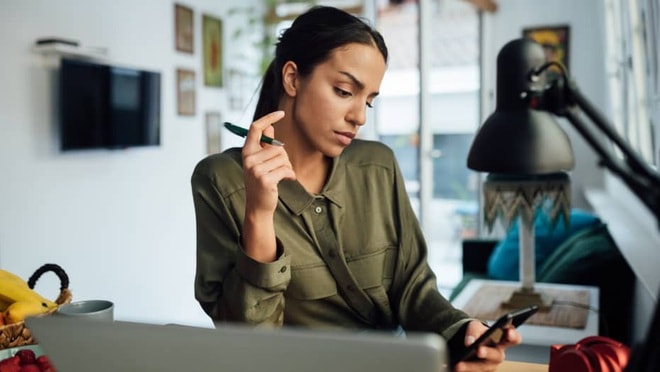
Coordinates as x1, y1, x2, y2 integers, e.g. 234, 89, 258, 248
450, 305, 539, 366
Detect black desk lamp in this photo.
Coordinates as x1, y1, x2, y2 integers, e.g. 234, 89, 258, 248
468, 37, 660, 371
467, 38, 575, 311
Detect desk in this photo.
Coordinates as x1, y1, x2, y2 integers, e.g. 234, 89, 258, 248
499, 360, 547, 371
452, 279, 599, 364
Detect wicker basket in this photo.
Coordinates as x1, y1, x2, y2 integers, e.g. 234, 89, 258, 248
0, 263, 72, 349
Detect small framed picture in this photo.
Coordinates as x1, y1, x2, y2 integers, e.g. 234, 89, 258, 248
175, 4, 194, 54
523, 25, 570, 79
176, 68, 195, 116
202, 14, 223, 87
205, 111, 222, 154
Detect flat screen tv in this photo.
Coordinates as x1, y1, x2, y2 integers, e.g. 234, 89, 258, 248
59, 58, 161, 151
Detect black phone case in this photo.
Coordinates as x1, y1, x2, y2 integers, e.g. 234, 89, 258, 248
450, 305, 539, 366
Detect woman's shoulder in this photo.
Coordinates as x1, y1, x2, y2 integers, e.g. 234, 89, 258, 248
191, 147, 243, 184
342, 139, 396, 166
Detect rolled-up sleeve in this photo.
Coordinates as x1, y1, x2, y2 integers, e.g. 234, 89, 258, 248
192, 154, 290, 326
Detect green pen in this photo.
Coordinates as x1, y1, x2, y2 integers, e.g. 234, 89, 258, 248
223, 122, 285, 146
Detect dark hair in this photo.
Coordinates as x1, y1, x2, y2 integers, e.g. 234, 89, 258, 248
253, 6, 388, 120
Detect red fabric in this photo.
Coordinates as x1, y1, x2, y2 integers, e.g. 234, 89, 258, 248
549, 336, 630, 372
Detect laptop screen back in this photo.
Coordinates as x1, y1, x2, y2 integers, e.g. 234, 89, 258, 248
26, 317, 449, 372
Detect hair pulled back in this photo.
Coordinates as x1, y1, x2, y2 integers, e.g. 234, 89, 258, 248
253, 6, 388, 120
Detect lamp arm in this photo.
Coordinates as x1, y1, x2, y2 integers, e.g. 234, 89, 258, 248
567, 81, 658, 179
542, 77, 660, 226
562, 109, 660, 223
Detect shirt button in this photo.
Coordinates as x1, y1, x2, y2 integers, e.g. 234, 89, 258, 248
315, 206, 322, 214
347, 284, 355, 292
279, 266, 287, 273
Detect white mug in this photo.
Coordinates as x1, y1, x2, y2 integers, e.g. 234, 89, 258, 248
55, 300, 114, 321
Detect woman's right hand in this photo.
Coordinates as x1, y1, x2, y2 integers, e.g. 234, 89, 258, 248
240, 110, 295, 262
242, 110, 295, 214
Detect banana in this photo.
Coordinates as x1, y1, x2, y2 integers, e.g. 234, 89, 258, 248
0, 297, 11, 312
0, 269, 58, 309
0, 268, 30, 284
3, 300, 53, 324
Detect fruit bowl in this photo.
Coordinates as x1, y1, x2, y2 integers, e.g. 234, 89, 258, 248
0, 344, 44, 360
0, 264, 72, 350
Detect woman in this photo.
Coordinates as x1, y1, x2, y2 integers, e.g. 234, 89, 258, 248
191, 6, 520, 371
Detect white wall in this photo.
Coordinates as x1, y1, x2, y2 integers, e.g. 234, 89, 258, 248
480, 0, 607, 209
0, 0, 259, 327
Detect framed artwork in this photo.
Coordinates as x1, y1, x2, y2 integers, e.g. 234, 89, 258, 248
177, 68, 196, 116
205, 111, 222, 154
523, 25, 570, 79
175, 4, 194, 54
202, 14, 223, 87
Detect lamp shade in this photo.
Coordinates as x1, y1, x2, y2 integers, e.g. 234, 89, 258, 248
468, 38, 575, 174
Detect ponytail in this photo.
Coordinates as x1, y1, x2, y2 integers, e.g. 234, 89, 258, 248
252, 59, 281, 121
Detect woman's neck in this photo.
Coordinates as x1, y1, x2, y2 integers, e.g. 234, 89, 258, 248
290, 152, 331, 194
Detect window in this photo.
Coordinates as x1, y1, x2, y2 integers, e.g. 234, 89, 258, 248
375, 0, 481, 292
604, 0, 656, 164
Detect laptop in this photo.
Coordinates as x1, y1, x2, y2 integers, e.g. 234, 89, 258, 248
26, 317, 449, 372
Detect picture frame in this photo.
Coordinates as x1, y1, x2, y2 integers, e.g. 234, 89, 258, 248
202, 14, 223, 87
175, 3, 194, 54
523, 25, 570, 79
176, 68, 196, 116
205, 111, 222, 154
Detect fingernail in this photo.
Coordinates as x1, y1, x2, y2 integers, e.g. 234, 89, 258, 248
466, 336, 475, 345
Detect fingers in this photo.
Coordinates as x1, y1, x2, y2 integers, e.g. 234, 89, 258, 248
241, 111, 295, 214
243, 148, 295, 215
242, 121, 296, 185
455, 320, 515, 371
243, 110, 285, 154
475, 344, 505, 363
464, 320, 489, 346
244, 149, 296, 185
499, 328, 522, 347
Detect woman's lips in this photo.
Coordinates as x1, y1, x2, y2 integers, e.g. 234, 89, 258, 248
336, 131, 355, 146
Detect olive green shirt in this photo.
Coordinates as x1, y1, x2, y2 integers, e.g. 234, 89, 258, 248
191, 139, 470, 341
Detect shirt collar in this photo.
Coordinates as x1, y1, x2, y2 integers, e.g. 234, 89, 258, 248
278, 156, 345, 215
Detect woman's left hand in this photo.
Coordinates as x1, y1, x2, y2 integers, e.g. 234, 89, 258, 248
453, 320, 522, 372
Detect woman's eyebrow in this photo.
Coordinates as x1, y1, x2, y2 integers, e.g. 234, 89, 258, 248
338, 71, 380, 97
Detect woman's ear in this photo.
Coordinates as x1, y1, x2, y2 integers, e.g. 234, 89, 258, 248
281, 61, 298, 97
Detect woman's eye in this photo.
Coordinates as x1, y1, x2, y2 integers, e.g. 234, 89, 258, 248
366, 101, 374, 108
335, 88, 352, 97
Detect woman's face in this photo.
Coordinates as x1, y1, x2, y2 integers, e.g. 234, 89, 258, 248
290, 42, 387, 158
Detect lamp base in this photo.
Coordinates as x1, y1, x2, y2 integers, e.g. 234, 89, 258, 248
501, 287, 553, 312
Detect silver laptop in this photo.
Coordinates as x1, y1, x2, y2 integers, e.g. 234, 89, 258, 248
26, 317, 448, 372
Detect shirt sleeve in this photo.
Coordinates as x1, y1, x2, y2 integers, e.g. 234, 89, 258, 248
387, 156, 474, 342
191, 158, 291, 326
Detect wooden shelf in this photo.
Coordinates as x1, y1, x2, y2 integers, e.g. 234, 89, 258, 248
32, 43, 108, 60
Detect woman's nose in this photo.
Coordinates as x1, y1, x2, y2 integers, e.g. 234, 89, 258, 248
346, 101, 367, 126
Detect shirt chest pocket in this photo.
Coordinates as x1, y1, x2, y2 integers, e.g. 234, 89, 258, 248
286, 247, 397, 300
347, 246, 396, 290
287, 264, 338, 300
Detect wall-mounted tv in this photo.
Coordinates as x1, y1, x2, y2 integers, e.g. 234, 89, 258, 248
59, 58, 161, 151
